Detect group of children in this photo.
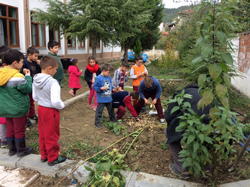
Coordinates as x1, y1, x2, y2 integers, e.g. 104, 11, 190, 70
0, 42, 165, 166
0, 41, 66, 165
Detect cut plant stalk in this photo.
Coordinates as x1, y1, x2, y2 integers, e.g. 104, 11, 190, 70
54, 126, 150, 187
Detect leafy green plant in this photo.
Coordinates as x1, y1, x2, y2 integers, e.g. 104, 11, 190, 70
160, 142, 169, 150
101, 115, 122, 136
83, 149, 126, 187
168, 1, 246, 179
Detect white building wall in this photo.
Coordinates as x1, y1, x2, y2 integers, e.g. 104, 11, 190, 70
29, 0, 65, 56
231, 37, 250, 98
103, 45, 112, 53
2, 0, 121, 56
1, 0, 26, 53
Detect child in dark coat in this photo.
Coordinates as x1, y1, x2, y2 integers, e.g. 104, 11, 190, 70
84, 56, 101, 111
112, 91, 141, 123
21, 47, 41, 126
135, 76, 165, 123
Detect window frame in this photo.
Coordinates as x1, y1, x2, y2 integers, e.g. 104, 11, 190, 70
68, 37, 76, 48
0, 3, 20, 47
49, 27, 61, 47
89, 37, 100, 49
78, 39, 85, 48
30, 11, 46, 48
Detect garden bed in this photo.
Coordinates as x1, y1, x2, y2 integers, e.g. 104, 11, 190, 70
25, 64, 250, 186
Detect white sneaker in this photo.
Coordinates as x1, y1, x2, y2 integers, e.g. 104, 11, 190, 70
160, 119, 166, 124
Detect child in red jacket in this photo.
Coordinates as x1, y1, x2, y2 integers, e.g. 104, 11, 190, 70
68, 58, 82, 97
112, 91, 141, 123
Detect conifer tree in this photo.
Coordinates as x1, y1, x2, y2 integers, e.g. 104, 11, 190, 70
130, 0, 164, 51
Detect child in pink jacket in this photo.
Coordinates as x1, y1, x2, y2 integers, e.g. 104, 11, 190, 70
68, 58, 82, 96
0, 117, 7, 148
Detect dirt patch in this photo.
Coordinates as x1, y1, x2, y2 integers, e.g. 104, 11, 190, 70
29, 175, 78, 187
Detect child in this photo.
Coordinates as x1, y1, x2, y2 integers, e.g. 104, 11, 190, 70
0, 46, 10, 148
84, 56, 101, 111
0, 49, 33, 157
112, 91, 141, 123
93, 64, 117, 128
21, 47, 41, 126
33, 55, 66, 166
0, 117, 7, 148
135, 76, 165, 124
112, 61, 130, 91
130, 55, 148, 111
47, 41, 64, 86
68, 58, 83, 97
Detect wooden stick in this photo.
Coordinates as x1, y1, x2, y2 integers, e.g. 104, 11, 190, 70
228, 134, 250, 172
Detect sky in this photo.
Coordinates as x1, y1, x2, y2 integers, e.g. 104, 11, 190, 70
162, 0, 196, 9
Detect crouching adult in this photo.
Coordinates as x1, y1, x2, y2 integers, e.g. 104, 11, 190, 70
164, 84, 211, 179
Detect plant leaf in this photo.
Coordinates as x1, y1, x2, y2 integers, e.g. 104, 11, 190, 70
223, 74, 231, 87
221, 53, 233, 65
198, 74, 206, 88
208, 64, 222, 80
202, 90, 214, 106
192, 55, 203, 65
201, 44, 213, 58
198, 134, 205, 143
171, 106, 180, 114
193, 141, 199, 152
195, 37, 205, 49
220, 97, 229, 107
216, 31, 228, 46
187, 134, 196, 144
216, 84, 228, 99
209, 107, 221, 118
219, 62, 228, 73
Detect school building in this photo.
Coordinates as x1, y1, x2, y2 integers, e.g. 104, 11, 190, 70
0, 0, 122, 68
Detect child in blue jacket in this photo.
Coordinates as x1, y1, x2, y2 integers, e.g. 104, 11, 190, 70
93, 64, 117, 128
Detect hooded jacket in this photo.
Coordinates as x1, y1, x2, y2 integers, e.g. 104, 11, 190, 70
0, 67, 32, 118
33, 73, 65, 110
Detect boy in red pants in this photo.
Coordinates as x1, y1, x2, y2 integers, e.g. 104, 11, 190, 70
112, 91, 141, 123
135, 76, 166, 124
33, 55, 66, 166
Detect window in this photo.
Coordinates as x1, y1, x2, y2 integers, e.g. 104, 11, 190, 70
78, 39, 85, 48
31, 12, 46, 47
68, 37, 76, 48
89, 37, 100, 48
0, 4, 19, 47
49, 27, 61, 47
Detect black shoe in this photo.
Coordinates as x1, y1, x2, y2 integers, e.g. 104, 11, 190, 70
16, 140, 33, 157
169, 163, 190, 180
26, 119, 32, 127
7, 140, 17, 156
48, 156, 66, 166
95, 124, 103, 129
29, 114, 38, 121
142, 107, 146, 113
41, 158, 48, 162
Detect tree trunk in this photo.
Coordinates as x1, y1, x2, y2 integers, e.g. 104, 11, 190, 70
92, 32, 97, 59
124, 44, 129, 62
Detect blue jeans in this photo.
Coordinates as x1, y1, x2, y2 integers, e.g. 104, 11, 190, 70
57, 80, 62, 86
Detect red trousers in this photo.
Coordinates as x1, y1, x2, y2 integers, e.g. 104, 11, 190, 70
38, 106, 60, 162
6, 116, 27, 141
135, 91, 164, 119
116, 105, 126, 119
27, 93, 35, 117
